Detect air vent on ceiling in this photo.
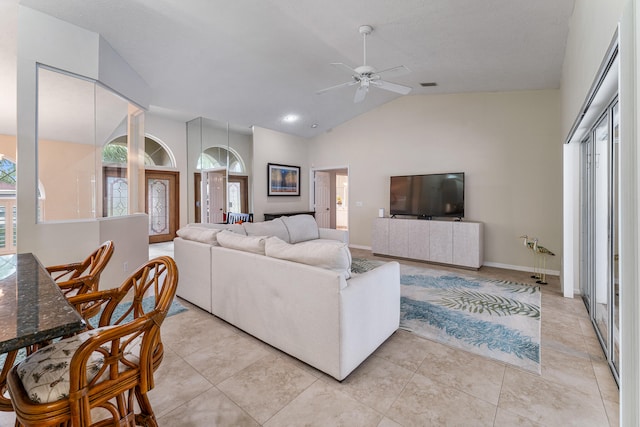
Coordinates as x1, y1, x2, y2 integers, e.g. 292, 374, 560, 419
420, 82, 437, 87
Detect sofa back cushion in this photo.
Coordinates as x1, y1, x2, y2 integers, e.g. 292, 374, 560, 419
243, 218, 290, 242
186, 222, 247, 235
281, 214, 319, 243
217, 230, 267, 255
265, 236, 351, 278
176, 226, 222, 245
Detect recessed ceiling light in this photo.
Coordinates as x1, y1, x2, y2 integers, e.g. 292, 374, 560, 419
311, 123, 318, 128
282, 114, 299, 123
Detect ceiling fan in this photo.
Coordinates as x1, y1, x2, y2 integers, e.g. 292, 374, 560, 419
316, 25, 412, 103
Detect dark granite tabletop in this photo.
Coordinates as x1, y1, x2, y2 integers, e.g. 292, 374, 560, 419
0, 253, 85, 354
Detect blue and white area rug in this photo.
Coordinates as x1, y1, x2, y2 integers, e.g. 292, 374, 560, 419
352, 259, 541, 374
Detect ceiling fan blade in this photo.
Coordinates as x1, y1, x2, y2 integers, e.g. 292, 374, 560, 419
316, 80, 358, 95
371, 79, 412, 95
376, 65, 411, 77
354, 85, 368, 103
331, 62, 360, 75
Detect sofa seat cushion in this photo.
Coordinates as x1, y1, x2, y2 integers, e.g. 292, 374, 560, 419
243, 218, 290, 242
217, 230, 267, 255
177, 226, 222, 245
16, 326, 141, 404
281, 214, 319, 243
265, 236, 351, 279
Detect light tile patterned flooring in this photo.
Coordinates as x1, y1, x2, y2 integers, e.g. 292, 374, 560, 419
1, 246, 619, 426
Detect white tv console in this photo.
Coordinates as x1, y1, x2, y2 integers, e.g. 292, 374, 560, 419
372, 217, 483, 269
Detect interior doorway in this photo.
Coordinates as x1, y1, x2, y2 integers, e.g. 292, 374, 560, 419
313, 167, 349, 230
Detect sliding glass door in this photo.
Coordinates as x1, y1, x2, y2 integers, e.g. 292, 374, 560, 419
580, 97, 620, 382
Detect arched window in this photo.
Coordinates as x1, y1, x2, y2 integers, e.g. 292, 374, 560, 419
197, 146, 245, 173
102, 136, 174, 167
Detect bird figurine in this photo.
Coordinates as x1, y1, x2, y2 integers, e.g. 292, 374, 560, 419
534, 243, 555, 285
519, 235, 540, 281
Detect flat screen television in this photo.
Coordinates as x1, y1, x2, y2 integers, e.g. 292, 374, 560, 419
390, 172, 465, 219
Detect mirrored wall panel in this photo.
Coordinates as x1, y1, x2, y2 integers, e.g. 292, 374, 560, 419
186, 118, 253, 224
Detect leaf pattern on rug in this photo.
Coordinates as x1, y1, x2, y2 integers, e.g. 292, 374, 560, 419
436, 289, 540, 319
401, 297, 540, 363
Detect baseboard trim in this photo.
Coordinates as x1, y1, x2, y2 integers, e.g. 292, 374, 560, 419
349, 245, 561, 277
482, 261, 560, 277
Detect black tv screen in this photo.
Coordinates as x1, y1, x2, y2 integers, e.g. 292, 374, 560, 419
390, 173, 465, 219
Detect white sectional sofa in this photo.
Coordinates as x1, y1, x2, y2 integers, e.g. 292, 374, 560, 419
173, 214, 400, 380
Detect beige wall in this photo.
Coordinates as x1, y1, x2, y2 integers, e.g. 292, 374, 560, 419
0, 134, 16, 160
38, 138, 96, 221
309, 90, 562, 272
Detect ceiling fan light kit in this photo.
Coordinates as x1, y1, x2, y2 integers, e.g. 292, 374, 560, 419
317, 24, 412, 103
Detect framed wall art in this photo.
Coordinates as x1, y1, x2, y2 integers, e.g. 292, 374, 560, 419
268, 163, 300, 196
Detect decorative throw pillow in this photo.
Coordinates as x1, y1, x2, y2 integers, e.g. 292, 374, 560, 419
264, 236, 351, 278
176, 226, 222, 245
17, 325, 142, 404
216, 230, 267, 255
243, 218, 290, 242
281, 214, 320, 243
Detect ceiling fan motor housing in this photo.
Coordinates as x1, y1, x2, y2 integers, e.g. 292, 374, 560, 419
355, 65, 376, 76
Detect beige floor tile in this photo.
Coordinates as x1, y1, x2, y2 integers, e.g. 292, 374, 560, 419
264, 380, 382, 427
322, 355, 414, 413
161, 309, 239, 358
157, 386, 259, 427
592, 361, 620, 404
377, 417, 403, 427
374, 329, 431, 372
604, 398, 620, 427
386, 372, 497, 426
499, 366, 609, 426
415, 340, 506, 405
540, 346, 600, 393
493, 407, 542, 426
147, 346, 215, 419
217, 354, 317, 424
542, 322, 589, 356
183, 332, 271, 385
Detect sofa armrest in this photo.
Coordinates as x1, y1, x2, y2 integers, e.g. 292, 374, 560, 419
319, 228, 348, 243
173, 237, 213, 312
338, 261, 400, 379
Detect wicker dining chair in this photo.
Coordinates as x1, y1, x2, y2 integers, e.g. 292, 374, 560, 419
6, 256, 178, 427
0, 241, 115, 415
46, 240, 115, 297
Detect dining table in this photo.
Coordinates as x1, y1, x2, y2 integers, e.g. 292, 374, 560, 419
0, 253, 85, 354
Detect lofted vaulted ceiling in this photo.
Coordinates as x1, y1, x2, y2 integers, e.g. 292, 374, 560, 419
1, 0, 575, 139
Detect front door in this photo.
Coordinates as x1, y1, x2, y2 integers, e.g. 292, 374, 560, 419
146, 171, 179, 243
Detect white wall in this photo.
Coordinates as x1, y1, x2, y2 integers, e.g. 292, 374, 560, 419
309, 91, 562, 272
252, 126, 310, 222
145, 113, 188, 227
561, 0, 625, 138
16, 6, 150, 276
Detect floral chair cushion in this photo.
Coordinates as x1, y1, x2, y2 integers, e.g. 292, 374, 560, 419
16, 325, 141, 404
